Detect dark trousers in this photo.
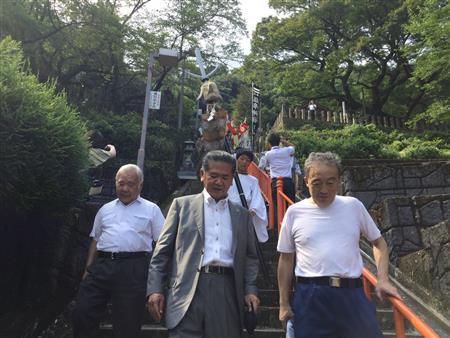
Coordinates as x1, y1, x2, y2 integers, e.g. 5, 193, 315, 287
293, 283, 383, 338
271, 177, 295, 203
169, 273, 241, 338
73, 255, 150, 338
271, 177, 295, 225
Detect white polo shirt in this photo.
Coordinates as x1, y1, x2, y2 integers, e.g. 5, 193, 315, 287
91, 196, 165, 252
265, 146, 295, 178
277, 195, 381, 278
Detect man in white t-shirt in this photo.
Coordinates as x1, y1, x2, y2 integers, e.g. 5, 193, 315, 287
277, 152, 399, 338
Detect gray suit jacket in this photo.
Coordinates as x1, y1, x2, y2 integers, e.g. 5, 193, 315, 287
147, 193, 259, 330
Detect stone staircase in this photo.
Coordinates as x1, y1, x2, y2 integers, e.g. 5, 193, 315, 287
99, 231, 426, 338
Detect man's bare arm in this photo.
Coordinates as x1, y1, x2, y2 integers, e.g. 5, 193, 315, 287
372, 236, 400, 300
278, 252, 295, 328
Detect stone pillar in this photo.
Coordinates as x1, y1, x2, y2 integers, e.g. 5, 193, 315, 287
327, 111, 331, 122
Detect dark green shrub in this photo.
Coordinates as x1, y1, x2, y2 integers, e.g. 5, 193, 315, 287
0, 37, 89, 215
284, 123, 449, 161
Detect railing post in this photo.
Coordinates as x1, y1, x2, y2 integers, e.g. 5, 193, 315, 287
276, 177, 284, 233
267, 177, 274, 230
393, 308, 406, 338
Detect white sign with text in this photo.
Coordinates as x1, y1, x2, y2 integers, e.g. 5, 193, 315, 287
149, 91, 161, 110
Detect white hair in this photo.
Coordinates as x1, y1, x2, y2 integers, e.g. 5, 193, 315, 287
116, 164, 144, 183
304, 152, 342, 176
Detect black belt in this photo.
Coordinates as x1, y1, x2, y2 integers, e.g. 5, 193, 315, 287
271, 177, 292, 181
296, 276, 362, 288
200, 265, 234, 275
97, 251, 150, 260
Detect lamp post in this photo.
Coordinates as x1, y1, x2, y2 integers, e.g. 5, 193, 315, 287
137, 48, 178, 171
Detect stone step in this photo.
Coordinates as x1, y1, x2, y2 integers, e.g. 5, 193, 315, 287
104, 303, 404, 331
99, 324, 422, 338
100, 324, 287, 338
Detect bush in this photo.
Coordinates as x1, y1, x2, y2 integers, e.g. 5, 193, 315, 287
81, 110, 194, 203
0, 37, 89, 215
283, 123, 449, 162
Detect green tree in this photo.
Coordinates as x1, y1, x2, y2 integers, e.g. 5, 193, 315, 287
247, 0, 418, 117
0, 37, 89, 215
405, 0, 450, 124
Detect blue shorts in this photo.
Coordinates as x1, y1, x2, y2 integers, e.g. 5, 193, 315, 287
293, 283, 383, 338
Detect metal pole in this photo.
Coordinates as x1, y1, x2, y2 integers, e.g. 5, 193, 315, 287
137, 53, 156, 171
177, 59, 185, 129
251, 82, 254, 149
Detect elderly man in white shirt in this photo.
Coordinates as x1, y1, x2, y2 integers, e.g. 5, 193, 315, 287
228, 148, 269, 243
277, 152, 400, 338
73, 164, 165, 338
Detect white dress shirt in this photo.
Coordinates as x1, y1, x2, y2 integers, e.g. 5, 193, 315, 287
202, 189, 234, 267
265, 146, 295, 178
90, 196, 165, 252
228, 174, 269, 243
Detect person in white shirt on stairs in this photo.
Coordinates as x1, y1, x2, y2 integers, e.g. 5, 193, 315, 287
228, 148, 269, 243
277, 152, 400, 338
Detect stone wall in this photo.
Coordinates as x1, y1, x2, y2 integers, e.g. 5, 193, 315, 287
343, 159, 450, 317
342, 159, 450, 209
371, 194, 450, 260
397, 220, 450, 317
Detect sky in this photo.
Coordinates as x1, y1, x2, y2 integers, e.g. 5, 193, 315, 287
239, 0, 277, 54
138, 0, 277, 55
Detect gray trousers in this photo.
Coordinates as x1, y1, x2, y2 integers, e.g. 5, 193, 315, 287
169, 272, 241, 338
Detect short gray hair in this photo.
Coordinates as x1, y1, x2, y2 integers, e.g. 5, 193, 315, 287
202, 150, 236, 173
117, 164, 144, 183
304, 152, 342, 176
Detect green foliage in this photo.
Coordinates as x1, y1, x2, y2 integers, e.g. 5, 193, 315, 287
81, 109, 192, 202
283, 123, 449, 162
405, 0, 450, 124
245, 0, 450, 127
0, 37, 89, 214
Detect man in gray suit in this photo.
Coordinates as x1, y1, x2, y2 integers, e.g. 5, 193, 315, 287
147, 150, 260, 338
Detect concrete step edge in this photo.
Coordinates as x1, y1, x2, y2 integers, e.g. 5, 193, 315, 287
100, 324, 285, 333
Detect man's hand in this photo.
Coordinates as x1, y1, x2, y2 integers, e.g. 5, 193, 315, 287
372, 236, 401, 301
148, 293, 165, 322
279, 304, 294, 330
245, 293, 260, 313
82, 270, 89, 280
376, 278, 401, 301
